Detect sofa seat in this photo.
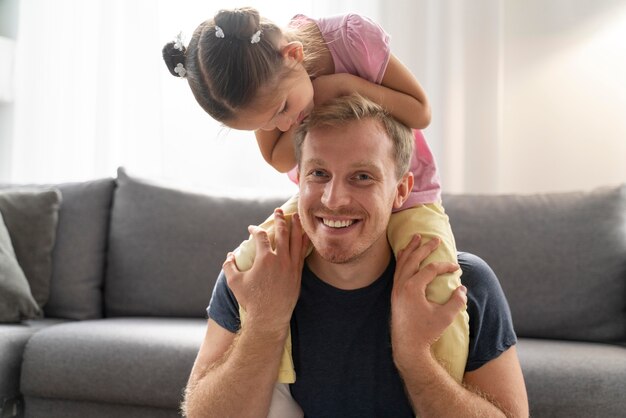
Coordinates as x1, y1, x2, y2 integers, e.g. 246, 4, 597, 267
517, 338, 626, 417
20, 318, 206, 418
0, 319, 68, 415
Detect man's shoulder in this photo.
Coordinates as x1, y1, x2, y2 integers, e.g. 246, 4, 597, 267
458, 252, 503, 298
457, 252, 518, 371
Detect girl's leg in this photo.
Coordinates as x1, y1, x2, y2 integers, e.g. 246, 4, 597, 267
234, 193, 300, 384
388, 202, 469, 383
234, 193, 300, 271
268, 383, 304, 418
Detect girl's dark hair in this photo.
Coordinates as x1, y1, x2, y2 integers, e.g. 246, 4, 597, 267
162, 7, 287, 123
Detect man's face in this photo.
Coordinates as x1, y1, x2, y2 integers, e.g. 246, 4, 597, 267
297, 118, 408, 265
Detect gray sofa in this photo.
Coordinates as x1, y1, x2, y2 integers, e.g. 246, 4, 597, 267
1, 168, 625, 418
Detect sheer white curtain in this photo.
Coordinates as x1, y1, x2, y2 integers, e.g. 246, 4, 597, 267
11, 0, 324, 196
379, 0, 505, 194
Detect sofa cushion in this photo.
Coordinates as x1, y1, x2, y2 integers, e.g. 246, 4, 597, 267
24, 397, 180, 418
517, 338, 626, 417
0, 188, 62, 309
444, 185, 626, 342
44, 179, 115, 320
0, 211, 40, 322
105, 168, 286, 317
21, 318, 205, 410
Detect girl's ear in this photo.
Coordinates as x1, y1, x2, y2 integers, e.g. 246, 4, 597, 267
281, 41, 304, 63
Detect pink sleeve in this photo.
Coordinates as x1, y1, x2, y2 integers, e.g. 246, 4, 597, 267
341, 14, 391, 84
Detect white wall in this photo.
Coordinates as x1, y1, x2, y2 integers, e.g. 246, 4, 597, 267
501, 0, 626, 193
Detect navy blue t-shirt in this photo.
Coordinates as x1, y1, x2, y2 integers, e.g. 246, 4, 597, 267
208, 252, 517, 418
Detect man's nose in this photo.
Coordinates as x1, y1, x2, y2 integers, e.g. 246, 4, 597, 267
321, 179, 350, 210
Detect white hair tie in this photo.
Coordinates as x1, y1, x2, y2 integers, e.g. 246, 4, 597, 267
173, 31, 185, 51
251, 30, 262, 44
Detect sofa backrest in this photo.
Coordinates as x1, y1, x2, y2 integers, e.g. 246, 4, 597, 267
104, 168, 287, 318
1, 179, 115, 321
42, 170, 626, 343
444, 185, 626, 343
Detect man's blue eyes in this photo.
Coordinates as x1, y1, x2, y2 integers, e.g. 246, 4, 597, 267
310, 171, 372, 181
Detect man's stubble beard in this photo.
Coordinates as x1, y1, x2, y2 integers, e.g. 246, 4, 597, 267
311, 230, 387, 266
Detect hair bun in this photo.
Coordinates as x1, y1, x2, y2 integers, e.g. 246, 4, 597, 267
214, 7, 261, 39
162, 40, 186, 77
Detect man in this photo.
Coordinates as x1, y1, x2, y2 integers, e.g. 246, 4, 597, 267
183, 95, 529, 417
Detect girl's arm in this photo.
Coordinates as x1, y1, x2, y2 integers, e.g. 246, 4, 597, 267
313, 54, 431, 129
255, 128, 297, 173
255, 53, 429, 173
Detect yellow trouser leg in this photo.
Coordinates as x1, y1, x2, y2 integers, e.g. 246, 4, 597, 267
235, 194, 300, 384
387, 203, 469, 383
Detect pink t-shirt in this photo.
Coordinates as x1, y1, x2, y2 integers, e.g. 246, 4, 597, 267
288, 14, 441, 207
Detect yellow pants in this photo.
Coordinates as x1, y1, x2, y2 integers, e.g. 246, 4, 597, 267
235, 194, 469, 384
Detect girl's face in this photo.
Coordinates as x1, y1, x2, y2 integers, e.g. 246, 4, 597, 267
229, 61, 315, 132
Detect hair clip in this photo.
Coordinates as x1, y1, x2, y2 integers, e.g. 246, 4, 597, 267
215, 26, 225, 38
173, 31, 185, 51
250, 30, 262, 44
174, 63, 187, 78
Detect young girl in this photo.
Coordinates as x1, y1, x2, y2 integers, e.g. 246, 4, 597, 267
164, 7, 469, 417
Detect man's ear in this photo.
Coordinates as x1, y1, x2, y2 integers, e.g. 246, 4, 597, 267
393, 172, 414, 210
281, 41, 305, 63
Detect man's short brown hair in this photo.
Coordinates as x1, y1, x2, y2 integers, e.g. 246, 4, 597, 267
294, 94, 414, 179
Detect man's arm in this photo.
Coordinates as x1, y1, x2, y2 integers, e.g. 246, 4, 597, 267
464, 346, 529, 416
391, 235, 529, 417
395, 343, 528, 417
182, 318, 286, 418
183, 210, 309, 418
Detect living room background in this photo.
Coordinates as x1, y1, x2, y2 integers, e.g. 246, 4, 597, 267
0, 0, 625, 196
